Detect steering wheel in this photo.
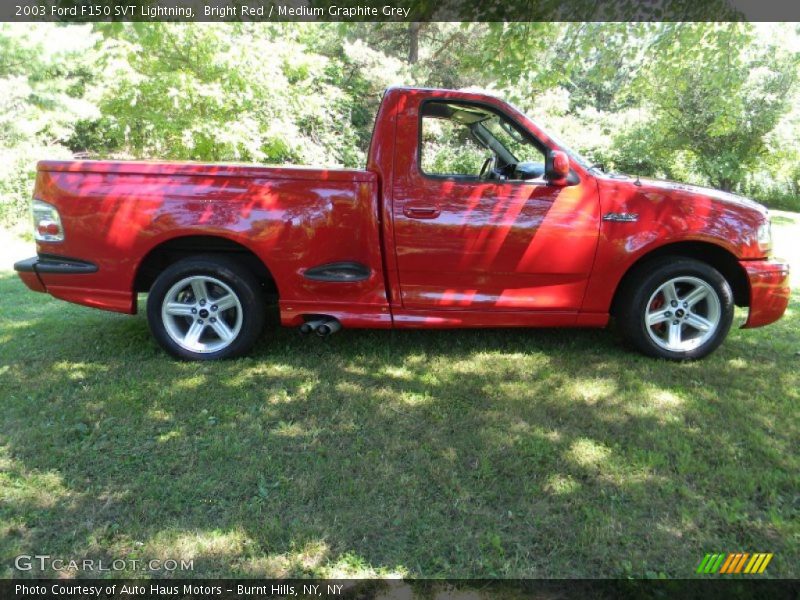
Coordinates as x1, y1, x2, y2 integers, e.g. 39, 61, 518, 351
479, 155, 496, 180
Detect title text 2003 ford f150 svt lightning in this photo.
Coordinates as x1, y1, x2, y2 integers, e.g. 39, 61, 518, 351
15, 87, 790, 361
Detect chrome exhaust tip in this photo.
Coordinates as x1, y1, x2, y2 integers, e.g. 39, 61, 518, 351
315, 319, 342, 337
299, 319, 327, 335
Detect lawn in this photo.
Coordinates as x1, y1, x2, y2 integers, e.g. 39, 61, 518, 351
0, 214, 798, 580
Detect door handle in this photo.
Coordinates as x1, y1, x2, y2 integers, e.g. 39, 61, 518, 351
403, 205, 440, 219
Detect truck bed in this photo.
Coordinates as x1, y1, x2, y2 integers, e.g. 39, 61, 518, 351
30, 159, 390, 326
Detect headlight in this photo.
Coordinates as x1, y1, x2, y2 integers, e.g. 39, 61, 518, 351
32, 199, 64, 242
756, 218, 772, 255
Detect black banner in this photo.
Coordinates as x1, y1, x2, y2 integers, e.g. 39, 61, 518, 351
2, 580, 800, 600
2, 0, 800, 22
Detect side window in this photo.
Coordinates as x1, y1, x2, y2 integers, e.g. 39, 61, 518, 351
421, 117, 486, 177
419, 101, 546, 182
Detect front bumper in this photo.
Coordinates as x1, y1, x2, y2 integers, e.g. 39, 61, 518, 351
740, 259, 791, 328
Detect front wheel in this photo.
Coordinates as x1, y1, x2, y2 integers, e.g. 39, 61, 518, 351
616, 258, 734, 360
146, 256, 265, 360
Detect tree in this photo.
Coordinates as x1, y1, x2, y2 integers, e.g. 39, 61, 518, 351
0, 24, 95, 223
78, 23, 374, 167
629, 23, 798, 191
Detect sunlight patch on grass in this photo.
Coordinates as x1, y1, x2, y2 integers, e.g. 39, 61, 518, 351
507, 419, 531, 435
544, 474, 580, 495
381, 365, 414, 380
343, 365, 368, 376
294, 540, 330, 571
613, 385, 688, 424
319, 551, 408, 578
171, 374, 208, 390
241, 545, 408, 578
238, 554, 295, 578
156, 430, 182, 443
396, 390, 434, 406
543, 429, 562, 443
333, 380, 367, 400
52, 360, 110, 381
567, 377, 617, 404
146, 408, 173, 422
0, 319, 41, 332
447, 351, 549, 378
270, 420, 322, 440
440, 446, 458, 462
726, 357, 748, 369
0, 449, 72, 510
223, 363, 314, 388
567, 438, 612, 468
143, 528, 252, 562
488, 381, 535, 402
265, 386, 295, 404
647, 389, 685, 411
598, 468, 666, 490
240, 540, 331, 577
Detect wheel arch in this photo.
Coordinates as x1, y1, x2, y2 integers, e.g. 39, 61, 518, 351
610, 241, 749, 316
134, 235, 278, 298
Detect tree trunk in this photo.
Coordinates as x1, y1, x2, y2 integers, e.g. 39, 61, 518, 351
408, 23, 420, 64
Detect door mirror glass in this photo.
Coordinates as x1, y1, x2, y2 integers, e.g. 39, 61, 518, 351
545, 150, 570, 183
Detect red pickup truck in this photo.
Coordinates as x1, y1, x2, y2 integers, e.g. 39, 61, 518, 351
15, 87, 790, 361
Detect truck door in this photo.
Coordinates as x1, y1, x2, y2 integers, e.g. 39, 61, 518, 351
391, 98, 600, 312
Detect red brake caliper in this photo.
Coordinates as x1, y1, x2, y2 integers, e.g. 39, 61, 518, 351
649, 294, 666, 335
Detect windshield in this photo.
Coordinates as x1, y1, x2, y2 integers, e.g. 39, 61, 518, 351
533, 121, 592, 170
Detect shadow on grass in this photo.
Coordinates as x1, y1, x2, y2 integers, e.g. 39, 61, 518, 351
1, 272, 798, 579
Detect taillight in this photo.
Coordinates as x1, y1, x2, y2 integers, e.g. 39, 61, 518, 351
32, 199, 64, 242
756, 218, 772, 256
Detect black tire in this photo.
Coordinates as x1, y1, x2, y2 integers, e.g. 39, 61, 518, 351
146, 255, 265, 360
616, 257, 734, 360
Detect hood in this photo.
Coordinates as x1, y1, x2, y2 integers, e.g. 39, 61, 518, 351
628, 176, 768, 217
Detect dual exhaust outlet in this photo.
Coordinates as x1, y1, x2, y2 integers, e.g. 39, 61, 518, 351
299, 318, 341, 337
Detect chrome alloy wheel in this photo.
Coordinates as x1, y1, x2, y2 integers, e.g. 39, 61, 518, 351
644, 276, 721, 353
160, 275, 243, 353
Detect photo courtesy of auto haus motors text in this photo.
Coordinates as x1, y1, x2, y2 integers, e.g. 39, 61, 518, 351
14, 584, 344, 598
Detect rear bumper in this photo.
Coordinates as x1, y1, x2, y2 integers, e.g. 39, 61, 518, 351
14, 255, 99, 293
740, 259, 791, 328
14, 254, 135, 314
14, 254, 98, 275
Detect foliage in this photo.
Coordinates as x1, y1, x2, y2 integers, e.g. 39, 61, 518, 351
0, 24, 96, 223
78, 24, 369, 167
421, 117, 488, 176
1, 22, 799, 225
625, 24, 798, 191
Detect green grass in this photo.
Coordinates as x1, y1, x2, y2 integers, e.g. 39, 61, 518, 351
1, 218, 798, 580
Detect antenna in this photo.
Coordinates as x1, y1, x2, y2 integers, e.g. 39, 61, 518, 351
631, 27, 653, 189
634, 92, 643, 186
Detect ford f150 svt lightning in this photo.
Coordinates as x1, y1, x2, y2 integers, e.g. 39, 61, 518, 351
15, 87, 790, 360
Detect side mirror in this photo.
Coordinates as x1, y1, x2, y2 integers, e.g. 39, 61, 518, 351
545, 150, 570, 183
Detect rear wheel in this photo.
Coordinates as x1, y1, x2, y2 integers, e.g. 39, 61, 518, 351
146, 256, 265, 360
617, 258, 734, 360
